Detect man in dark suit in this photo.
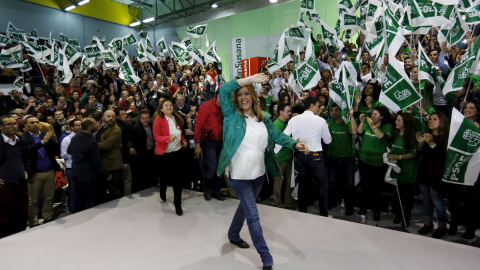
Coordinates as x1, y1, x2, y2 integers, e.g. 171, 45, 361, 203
114, 107, 133, 196
129, 110, 155, 193
106, 70, 124, 99
22, 116, 60, 227
68, 118, 111, 213
0, 115, 29, 238
174, 94, 191, 116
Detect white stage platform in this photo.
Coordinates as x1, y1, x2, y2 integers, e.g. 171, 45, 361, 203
1, 188, 479, 269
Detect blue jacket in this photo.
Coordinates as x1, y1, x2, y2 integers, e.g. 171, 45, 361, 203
216, 79, 298, 177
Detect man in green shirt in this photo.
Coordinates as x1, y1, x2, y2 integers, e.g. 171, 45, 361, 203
273, 102, 294, 208
260, 83, 274, 115
326, 104, 357, 216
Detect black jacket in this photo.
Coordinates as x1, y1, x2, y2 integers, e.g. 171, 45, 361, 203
22, 131, 60, 179
115, 119, 133, 164
67, 131, 109, 181
131, 121, 153, 159
0, 133, 29, 183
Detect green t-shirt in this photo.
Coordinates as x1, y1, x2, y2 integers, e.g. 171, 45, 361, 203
264, 95, 274, 115
403, 106, 435, 133
327, 118, 355, 159
273, 118, 293, 163
359, 123, 394, 166
389, 135, 418, 183
357, 99, 381, 117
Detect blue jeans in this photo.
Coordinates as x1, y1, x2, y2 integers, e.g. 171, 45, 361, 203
328, 157, 355, 209
297, 152, 329, 216
228, 175, 272, 267
420, 184, 447, 227
198, 140, 223, 195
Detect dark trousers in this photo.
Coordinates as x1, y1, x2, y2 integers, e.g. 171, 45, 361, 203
157, 149, 186, 204
65, 168, 77, 212
328, 157, 355, 209
72, 178, 97, 213
393, 182, 415, 224
107, 169, 123, 201
0, 183, 28, 238
358, 161, 388, 212
131, 148, 156, 193
297, 152, 329, 216
199, 140, 223, 195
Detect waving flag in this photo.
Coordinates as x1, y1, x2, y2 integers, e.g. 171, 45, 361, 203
156, 37, 168, 54
119, 54, 141, 84
266, 32, 291, 73
0, 44, 23, 68
187, 24, 207, 38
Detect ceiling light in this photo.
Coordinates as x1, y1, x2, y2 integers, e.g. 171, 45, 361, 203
143, 17, 155, 23
78, 0, 90, 5
130, 21, 141, 27
65, 5, 76, 11
211, 3, 218, 8
269, 0, 278, 3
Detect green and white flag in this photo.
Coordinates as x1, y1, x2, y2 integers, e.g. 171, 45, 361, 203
187, 24, 207, 38
80, 55, 93, 74
6, 22, 23, 35
204, 40, 221, 62
48, 42, 60, 66
84, 45, 100, 62
443, 108, 480, 186
0, 34, 11, 47
330, 64, 351, 116
181, 36, 192, 47
464, 2, 480, 25
371, 39, 386, 80
438, 10, 469, 47
266, 32, 291, 73
384, 5, 405, 56
119, 54, 141, 84
0, 44, 23, 68
59, 49, 73, 83
138, 31, 148, 39
136, 40, 149, 62
10, 33, 27, 42
366, 0, 382, 21
300, 0, 316, 12
288, 47, 304, 97
68, 39, 80, 49
341, 14, 365, 32
122, 32, 138, 46
286, 24, 309, 41
338, 0, 354, 12
418, 42, 445, 90
100, 49, 120, 69
30, 29, 38, 37
409, 0, 456, 27
319, 20, 344, 50
170, 41, 189, 66
442, 34, 480, 95
379, 55, 422, 112
20, 60, 32, 72
295, 38, 321, 90
0, 76, 23, 95
186, 44, 204, 65
63, 43, 82, 64
60, 33, 69, 43
108, 37, 124, 53
156, 37, 168, 54
145, 34, 157, 61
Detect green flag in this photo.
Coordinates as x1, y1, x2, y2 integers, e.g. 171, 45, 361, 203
0, 44, 23, 68
186, 44, 204, 65
145, 34, 157, 61
380, 56, 422, 112
60, 33, 69, 43
156, 37, 168, 54
439, 10, 469, 47
443, 108, 480, 186
119, 55, 141, 84
187, 24, 207, 38
170, 41, 189, 66
465, 2, 480, 25
122, 32, 138, 46
20, 60, 32, 72
63, 43, 82, 64
287, 25, 308, 40
136, 40, 149, 62
0, 34, 11, 47
266, 32, 291, 73
59, 49, 73, 83
80, 55, 93, 74
330, 67, 350, 116
100, 49, 120, 69
295, 38, 321, 90
443, 34, 480, 95
6, 22, 23, 35
204, 41, 220, 63
418, 43, 445, 90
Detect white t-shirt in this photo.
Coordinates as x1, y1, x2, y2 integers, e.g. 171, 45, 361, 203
229, 115, 268, 180
165, 116, 182, 153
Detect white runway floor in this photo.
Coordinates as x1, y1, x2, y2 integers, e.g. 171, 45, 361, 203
1, 187, 479, 270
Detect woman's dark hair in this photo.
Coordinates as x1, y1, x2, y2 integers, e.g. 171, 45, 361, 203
373, 105, 391, 127
360, 80, 381, 106
279, 92, 291, 105
427, 111, 449, 136
258, 96, 267, 111
462, 98, 480, 123
393, 112, 417, 150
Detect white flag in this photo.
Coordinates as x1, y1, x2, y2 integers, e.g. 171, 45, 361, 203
187, 24, 207, 38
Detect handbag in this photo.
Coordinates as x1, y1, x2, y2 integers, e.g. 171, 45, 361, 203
55, 171, 68, 190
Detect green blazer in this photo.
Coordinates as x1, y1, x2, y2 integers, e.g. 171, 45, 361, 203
216, 79, 298, 178
98, 123, 123, 171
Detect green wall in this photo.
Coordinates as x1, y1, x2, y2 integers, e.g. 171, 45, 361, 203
177, 0, 339, 80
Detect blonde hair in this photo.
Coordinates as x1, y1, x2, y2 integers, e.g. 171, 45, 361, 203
233, 84, 264, 122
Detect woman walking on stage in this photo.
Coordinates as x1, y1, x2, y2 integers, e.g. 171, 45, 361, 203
153, 99, 188, 216
216, 73, 308, 270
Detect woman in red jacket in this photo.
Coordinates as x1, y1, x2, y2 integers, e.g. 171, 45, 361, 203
153, 99, 188, 215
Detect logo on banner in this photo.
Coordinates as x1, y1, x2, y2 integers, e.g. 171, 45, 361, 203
463, 129, 480, 146
394, 89, 412, 101
451, 25, 460, 37
459, 67, 469, 79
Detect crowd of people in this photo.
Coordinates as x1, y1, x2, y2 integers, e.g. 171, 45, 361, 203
0, 27, 479, 251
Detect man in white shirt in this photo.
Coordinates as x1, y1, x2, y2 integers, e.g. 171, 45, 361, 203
60, 118, 81, 212
283, 97, 332, 216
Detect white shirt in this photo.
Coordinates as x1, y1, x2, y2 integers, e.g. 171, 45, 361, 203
229, 115, 268, 180
283, 111, 332, 152
165, 116, 182, 153
270, 77, 286, 99
61, 132, 76, 169
2, 133, 18, 146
